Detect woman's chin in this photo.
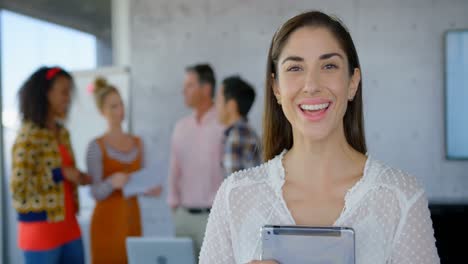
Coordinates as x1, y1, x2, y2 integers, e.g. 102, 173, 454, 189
110, 119, 123, 126
297, 125, 333, 142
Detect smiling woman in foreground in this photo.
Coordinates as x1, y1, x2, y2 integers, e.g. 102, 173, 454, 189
199, 10, 439, 264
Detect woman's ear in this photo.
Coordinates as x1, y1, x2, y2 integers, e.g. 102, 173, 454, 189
348, 68, 361, 101
272, 73, 281, 104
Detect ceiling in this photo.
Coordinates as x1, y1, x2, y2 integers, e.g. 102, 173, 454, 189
0, 0, 111, 39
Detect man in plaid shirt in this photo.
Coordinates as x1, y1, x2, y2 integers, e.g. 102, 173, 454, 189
216, 76, 262, 177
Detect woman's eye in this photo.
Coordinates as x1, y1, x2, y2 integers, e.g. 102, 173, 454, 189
323, 64, 338, 70
287, 66, 302, 72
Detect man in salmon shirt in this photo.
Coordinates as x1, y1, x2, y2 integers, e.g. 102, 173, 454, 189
167, 64, 225, 259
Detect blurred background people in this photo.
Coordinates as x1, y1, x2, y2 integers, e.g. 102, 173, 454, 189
10, 66, 91, 264
167, 64, 225, 258
86, 77, 162, 264
215, 76, 261, 177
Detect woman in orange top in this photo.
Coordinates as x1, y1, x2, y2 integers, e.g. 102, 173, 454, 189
86, 77, 162, 264
10, 66, 91, 264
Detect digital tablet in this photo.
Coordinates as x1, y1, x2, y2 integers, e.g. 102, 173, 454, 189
261, 225, 355, 264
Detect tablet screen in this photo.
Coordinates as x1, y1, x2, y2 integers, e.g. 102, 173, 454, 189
261, 226, 355, 264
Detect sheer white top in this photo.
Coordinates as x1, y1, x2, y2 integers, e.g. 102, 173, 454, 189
200, 150, 440, 264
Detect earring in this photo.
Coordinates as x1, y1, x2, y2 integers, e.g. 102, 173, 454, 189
277, 99, 281, 105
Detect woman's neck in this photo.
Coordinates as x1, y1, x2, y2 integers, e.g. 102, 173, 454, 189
45, 114, 58, 131
106, 123, 124, 138
284, 126, 365, 187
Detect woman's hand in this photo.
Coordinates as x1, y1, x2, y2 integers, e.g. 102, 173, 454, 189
144, 185, 163, 197
110, 172, 129, 189
80, 174, 92, 185
62, 167, 81, 185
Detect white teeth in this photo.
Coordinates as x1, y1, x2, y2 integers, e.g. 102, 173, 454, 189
300, 103, 329, 111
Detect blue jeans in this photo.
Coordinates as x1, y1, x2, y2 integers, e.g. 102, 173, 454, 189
23, 238, 85, 264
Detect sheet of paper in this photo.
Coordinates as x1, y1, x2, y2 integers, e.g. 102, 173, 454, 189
123, 164, 161, 198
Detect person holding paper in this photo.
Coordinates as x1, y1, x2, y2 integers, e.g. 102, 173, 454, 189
86, 77, 162, 264
200, 11, 440, 264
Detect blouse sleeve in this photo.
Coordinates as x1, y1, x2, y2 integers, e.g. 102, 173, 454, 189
389, 191, 440, 263
199, 180, 236, 263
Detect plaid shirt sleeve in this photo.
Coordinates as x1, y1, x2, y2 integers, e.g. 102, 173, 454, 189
223, 125, 261, 178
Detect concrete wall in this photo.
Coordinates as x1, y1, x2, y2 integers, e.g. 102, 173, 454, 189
129, 0, 468, 202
